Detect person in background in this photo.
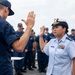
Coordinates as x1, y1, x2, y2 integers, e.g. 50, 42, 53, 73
14, 23, 26, 75
69, 29, 75, 41
44, 27, 50, 42
0, 0, 35, 75
24, 30, 34, 71
31, 30, 37, 69
39, 19, 75, 75
34, 32, 47, 73
45, 27, 55, 43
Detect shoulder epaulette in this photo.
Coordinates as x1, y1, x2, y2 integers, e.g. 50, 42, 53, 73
66, 37, 73, 41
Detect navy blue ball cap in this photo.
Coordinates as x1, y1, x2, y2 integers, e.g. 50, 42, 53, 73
18, 23, 23, 27
71, 29, 75, 31
18, 23, 24, 29
45, 27, 49, 30
52, 18, 68, 29
0, 0, 14, 16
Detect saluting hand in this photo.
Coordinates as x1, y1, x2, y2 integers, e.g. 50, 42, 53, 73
40, 26, 45, 37
21, 11, 35, 29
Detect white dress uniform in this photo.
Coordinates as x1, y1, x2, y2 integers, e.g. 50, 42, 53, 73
44, 34, 75, 75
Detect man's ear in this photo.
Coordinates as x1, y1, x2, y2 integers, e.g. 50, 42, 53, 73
4, 7, 8, 13
4, 7, 7, 13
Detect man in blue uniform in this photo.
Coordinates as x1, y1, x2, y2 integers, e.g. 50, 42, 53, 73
69, 29, 75, 41
14, 23, 26, 75
0, 0, 35, 75
24, 32, 34, 71
39, 19, 75, 75
45, 27, 55, 42
34, 34, 47, 73
45, 27, 51, 42
31, 30, 37, 68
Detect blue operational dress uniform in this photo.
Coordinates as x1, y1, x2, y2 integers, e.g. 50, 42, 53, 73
14, 31, 25, 71
44, 34, 75, 75
0, 16, 19, 75
35, 35, 47, 72
24, 35, 34, 70
45, 33, 55, 42
69, 34, 75, 41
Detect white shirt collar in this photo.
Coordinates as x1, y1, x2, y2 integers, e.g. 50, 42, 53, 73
54, 34, 67, 43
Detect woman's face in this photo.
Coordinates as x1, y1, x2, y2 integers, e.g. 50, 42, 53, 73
52, 25, 66, 37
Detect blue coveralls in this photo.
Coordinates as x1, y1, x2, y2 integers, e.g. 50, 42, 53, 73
24, 35, 34, 69
14, 31, 25, 71
69, 34, 75, 41
0, 16, 20, 75
45, 33, 56, 41
35, 35, 47, 71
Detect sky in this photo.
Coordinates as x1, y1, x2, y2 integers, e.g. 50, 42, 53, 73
7, 0, 75, 35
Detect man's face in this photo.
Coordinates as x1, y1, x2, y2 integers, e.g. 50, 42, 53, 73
71, 31, 75, 35
18, 26, 23, 31
45, 30, 48, 34
3, 7, 9, 19
31, 30, 34, 35
52, 25, 66, 37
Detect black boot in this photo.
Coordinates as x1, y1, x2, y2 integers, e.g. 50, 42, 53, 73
15, 70, 23, 75
28, 67, 34, 71
20, 69, 27, 73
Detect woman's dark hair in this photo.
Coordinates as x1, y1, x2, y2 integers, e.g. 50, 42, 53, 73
62, 25, 68, 33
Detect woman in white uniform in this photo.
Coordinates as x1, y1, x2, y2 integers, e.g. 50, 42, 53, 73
39, 19, 75, 75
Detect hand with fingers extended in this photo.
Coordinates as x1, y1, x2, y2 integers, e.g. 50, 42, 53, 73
22, 11, 35, 29
40, 26, 45, 37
